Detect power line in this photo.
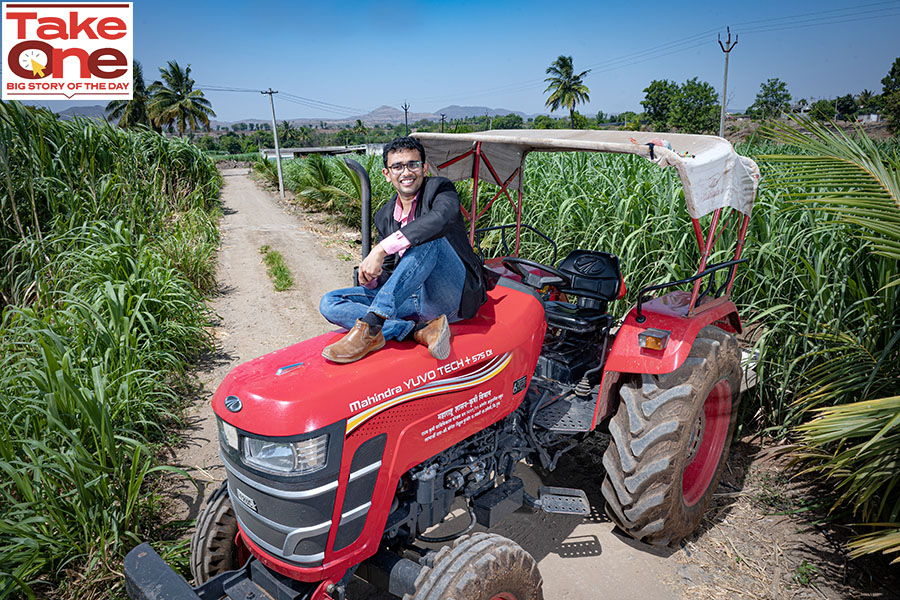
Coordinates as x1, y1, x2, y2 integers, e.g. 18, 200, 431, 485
197, 84, 364, 116
408, 4, 898, 106
739, 10, 900, 35
261, 88, 284, 199
277, 95, 358, 116
717, 27, 738, 138
199, 85, 260, 93
731, 0, 898, 29
198, 3, 899, 113
279, 92, 363, 114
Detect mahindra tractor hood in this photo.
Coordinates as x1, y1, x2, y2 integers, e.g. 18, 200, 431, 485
211, 286, 544, 438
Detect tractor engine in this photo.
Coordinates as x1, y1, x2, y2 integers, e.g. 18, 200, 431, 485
382, 415, 530, 546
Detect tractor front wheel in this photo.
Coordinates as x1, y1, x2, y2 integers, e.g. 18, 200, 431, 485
190, 482, 241, 585
601, 325, 741, 547
405, 533, 543, 600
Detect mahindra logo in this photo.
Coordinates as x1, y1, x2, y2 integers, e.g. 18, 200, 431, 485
574, 254, 609, 275
235, 487, 257, 513
224, 395, 242, 413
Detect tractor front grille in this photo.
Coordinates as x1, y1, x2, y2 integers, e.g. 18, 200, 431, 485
333, 434, 386, 551
218, 420, 346, 567
223, 451, 338, 565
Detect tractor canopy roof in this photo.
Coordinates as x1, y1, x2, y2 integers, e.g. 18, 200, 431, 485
412, 130, 761, 220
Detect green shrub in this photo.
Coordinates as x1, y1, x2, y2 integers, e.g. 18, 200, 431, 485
0, 100, 220, 598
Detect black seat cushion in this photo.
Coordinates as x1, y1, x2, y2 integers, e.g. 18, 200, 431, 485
544, 300, 611, 334
556, 249, 622, 302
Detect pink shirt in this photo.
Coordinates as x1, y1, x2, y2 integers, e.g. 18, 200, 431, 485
361, 193, 417, 288
381, 194, 417, 256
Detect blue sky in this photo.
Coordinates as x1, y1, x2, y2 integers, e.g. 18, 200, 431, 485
7, 0, 900, 121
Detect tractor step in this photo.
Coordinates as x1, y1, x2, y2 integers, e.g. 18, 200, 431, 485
533, 396, 594, 432
538, 486, 590, 515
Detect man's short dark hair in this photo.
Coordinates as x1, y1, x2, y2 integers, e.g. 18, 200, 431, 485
383, 136, 426, 167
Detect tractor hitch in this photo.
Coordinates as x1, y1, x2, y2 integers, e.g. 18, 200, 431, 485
124, 543, 335, 600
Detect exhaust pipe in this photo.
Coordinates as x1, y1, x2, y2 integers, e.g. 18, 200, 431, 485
342, 158, 372, 258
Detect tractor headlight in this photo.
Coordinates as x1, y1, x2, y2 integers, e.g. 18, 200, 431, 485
217, 418, 239, 452
242, 434, 329, 475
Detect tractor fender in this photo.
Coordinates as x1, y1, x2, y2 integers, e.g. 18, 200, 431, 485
604, 290, 741, 376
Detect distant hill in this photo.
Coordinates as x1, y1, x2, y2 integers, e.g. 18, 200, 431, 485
344, 105, 438, 126
434, 105, 527, 120
209, 118, 269, 130
201, 105, 551, 130
55, 105, 109, 121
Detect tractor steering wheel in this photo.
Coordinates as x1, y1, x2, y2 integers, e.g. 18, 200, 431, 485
501, 257, 571, 291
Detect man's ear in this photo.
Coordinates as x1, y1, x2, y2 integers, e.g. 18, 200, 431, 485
424, 162, 430, 175
382, 168, 391, 181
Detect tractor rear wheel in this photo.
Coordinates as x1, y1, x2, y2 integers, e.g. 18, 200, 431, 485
190, 482, 241, 585
601, 325, 741, 547
405, 533, 543, 600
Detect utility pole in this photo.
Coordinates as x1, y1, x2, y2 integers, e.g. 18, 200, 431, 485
717, 27, 738, 138
402, 101, 410, 135
440, 113, 446, 133
261, 88, 285, 199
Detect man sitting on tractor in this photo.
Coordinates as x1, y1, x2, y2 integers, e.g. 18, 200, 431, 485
319, 136, 487, 363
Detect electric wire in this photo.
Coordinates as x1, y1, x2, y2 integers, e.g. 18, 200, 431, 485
277, 95, 358, 116
200, 2, 899, 113
198, 85, 364, 116
280, 92, 363, 114
408, 3, 899, 105
731, 0, 899, 29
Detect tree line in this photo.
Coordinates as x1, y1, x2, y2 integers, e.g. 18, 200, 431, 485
543, 54, 900, 134
114, 54, 899, 157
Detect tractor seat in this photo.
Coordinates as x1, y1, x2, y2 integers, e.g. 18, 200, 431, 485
544, 249, 623, 333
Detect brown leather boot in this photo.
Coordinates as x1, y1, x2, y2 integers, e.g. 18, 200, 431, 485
322, 320, 386, 363
414, 315, 451, 360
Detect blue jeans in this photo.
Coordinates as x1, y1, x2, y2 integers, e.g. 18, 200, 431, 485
319, 237, 466, 341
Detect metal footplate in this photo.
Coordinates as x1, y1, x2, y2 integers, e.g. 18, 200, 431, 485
533, 396, 594, 432
538, 486, 590, 515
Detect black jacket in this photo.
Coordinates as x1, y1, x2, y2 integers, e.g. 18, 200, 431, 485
374, 177, 487, 319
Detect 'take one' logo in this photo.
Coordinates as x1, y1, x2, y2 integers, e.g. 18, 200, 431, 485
2, 3, 133, 100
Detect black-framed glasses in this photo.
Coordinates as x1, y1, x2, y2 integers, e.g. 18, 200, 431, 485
388, 160, 423, 174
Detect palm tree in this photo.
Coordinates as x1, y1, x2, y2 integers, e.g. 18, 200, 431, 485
543, 55, 591, 128
148, 60, 216, 136
106, 61, 152, 128
277, 120, 296, 146
298, 125, 313, 146
762, 117, 900, 563
353, 119, 367, 139
857, 89, 876, 113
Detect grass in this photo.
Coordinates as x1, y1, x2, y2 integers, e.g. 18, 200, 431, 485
793, 560, 819, 586
0, 100, 221, 599
259, 245, 294, 291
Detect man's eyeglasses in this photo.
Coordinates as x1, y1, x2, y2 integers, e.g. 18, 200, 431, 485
388, 160, 423, 174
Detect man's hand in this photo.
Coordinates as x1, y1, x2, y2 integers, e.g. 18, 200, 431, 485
358, 244, 387, 285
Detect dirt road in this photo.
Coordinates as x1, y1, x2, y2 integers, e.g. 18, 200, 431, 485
170, 168, 897, 600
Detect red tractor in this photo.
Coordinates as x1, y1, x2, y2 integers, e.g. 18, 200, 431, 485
125, 130, 760, 600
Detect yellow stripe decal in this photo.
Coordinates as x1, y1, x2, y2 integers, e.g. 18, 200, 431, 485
346, 353, 513, 434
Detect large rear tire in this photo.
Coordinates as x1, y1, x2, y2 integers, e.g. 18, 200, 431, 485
405, 533, 543, 600
601, 325, 741, 547
190, 482, 241, 585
